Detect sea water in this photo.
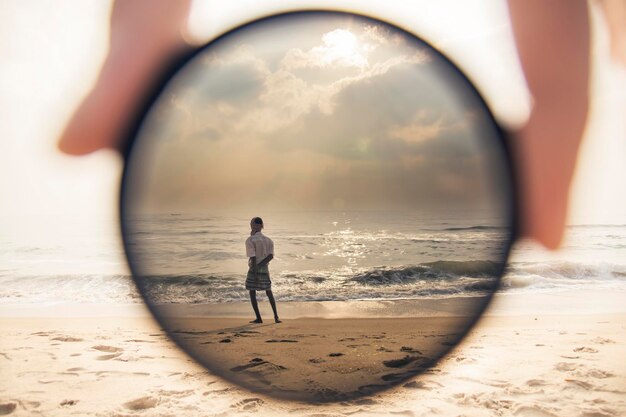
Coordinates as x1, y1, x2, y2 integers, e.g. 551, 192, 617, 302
1, 212, 625, 306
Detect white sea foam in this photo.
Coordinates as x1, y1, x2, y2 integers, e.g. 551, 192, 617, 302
1, 212, 625, 306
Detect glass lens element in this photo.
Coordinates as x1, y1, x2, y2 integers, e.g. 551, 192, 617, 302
121, 11, 515, 403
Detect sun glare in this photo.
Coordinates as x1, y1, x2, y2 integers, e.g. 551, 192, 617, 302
316, 29, 367, 68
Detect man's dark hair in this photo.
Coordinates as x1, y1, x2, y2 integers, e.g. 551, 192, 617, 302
252, 217, 263, 225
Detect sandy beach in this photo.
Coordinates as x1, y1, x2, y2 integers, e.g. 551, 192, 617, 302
1, 292, 625, 416
166, 316, 466, 402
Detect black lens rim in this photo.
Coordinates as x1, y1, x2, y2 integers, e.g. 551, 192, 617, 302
119, 9, 520, 403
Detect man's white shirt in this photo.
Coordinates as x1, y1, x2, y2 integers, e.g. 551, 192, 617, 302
246, 232, 274, 265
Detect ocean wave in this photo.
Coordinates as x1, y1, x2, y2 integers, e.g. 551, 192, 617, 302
443, 225, 503, 231
566, 224, 626, 229
348, 261, 501, 286
2, 260, 625, 305
0, 274, 141, 304
132, 260, 503, 304
501, 261, 626, 292
424, 260, 502, 276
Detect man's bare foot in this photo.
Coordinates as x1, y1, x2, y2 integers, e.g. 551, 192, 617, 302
250, 318, 263, 324
274, 317, 282, 323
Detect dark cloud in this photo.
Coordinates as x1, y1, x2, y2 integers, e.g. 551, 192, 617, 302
199, 65, 264, 103
264, 61, 480, 162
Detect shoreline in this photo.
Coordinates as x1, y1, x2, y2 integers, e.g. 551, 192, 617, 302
2, 288, 626, 318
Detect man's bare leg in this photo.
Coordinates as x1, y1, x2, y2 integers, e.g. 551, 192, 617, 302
249, 290, 262, 323
266, 290, 281, 323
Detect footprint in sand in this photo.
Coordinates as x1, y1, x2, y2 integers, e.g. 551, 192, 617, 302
351, 398, 378, 405
38, 379, 62, 384
265, 339, 298, 343
312, 387, 344, 402
59, 399, 78, 407
231, 398, 264, 411
173, 330, 209, 335
565, 379, 595, 390
123, 396, 159, 411
554, 362, 578, 372
585, 369, 615, 379
204, 387, 235, 396
52, 336, 83, 342
357, 383, 388, 395
235, 331, 260, 337
381, 372, 412, 382
383, 355, 422, 368
0, 402, 16, 415
400, 346, 423, 354
92, 345, 123, 353
592, 337, 615, 345
455, 356, 476, 363
575, 346, 599, 353
31, 332, 55, 338
526, 379, 547, 387
388, 410, 415, 417
403, 381, 426, 389
231, 357, 286, 372
96, 353, 122, 361
155, 389, 194, 398
328, 352, 344, 357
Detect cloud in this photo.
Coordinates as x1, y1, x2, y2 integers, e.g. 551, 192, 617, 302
130, 18, 506, 213
228, 50, 429, 135
388, 112, 444, 143
261, 58, 456, 162
281, 29, 369, 70
163, 29, 430, 140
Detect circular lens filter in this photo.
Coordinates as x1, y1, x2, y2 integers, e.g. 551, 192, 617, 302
121, 11, 516, 403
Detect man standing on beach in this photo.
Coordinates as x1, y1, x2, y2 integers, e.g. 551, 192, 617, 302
245, 217, 281, 324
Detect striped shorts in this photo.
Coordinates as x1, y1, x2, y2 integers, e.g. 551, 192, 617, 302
245, 265, 272, 291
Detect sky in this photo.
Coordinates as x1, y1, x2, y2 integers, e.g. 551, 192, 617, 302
0, 0, 625, 254
125, 13, 509, 215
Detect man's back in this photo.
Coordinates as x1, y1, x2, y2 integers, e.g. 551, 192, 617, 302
246, 232, 274, 265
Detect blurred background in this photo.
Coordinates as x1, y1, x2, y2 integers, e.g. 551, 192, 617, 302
0, 0, 625, 306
